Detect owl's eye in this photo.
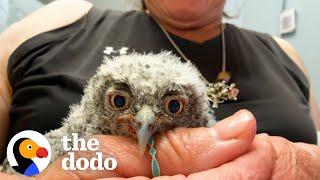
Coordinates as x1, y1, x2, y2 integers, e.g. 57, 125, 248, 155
108, 92, 131, 110
168, 100, 180, 113
114, 95, 126, 108
164, 97, 186, 116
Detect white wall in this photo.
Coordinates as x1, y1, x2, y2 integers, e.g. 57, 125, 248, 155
0, 0, 43, 32
90, 0, 137, 11
0, 0, 9, 31
283, 1, 320, 104
240, 0, 282, 36
238, 0, 320, 105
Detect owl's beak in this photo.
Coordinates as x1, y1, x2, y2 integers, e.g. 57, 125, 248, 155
134, 105, 156, 155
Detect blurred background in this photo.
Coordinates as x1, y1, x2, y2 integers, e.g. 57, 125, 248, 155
0, 0, 319, 105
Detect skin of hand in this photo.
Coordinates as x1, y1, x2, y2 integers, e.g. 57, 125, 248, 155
2, 110, 319, 180
1, 109, 255, 179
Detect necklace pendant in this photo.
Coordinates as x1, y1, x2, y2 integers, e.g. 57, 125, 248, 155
207, 79, 239, 109
217, 71, 231, 82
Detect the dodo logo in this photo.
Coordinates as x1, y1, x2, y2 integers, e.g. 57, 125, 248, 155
7, 130, 51, 176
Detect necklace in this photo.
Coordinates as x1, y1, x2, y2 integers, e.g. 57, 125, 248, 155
154, 20, 239, 108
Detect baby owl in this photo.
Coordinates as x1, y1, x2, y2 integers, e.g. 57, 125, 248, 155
1, 52, 215, 174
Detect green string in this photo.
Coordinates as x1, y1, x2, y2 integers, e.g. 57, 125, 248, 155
148, 136, 161, 177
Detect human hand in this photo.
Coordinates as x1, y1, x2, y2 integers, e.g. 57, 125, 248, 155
98, 113, 320, 180
7, 110, 319, 180
32, 109, 256, 179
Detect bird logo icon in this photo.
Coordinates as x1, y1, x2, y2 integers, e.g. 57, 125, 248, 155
6, 130, 51, 176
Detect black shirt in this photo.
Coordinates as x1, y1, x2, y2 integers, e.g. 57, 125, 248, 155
7, 7, 317, 158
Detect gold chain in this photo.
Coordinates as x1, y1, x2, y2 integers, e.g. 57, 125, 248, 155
152, 19, 239, 108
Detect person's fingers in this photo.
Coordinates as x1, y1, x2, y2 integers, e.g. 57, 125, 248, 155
270, 137, 320, 180
154, 109, 256, 175
37, 135, 152, 180
0, 173, 32, 180
187, 134, 277, 180
38, 109, 256, 179
99, 174, 187, 180
99, 177, 151, 180
152, 175, 186, 180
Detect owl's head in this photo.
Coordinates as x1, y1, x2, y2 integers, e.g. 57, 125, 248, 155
82, 52, 214, 153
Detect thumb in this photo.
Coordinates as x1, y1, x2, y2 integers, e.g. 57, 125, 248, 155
155, 109, 257, 175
